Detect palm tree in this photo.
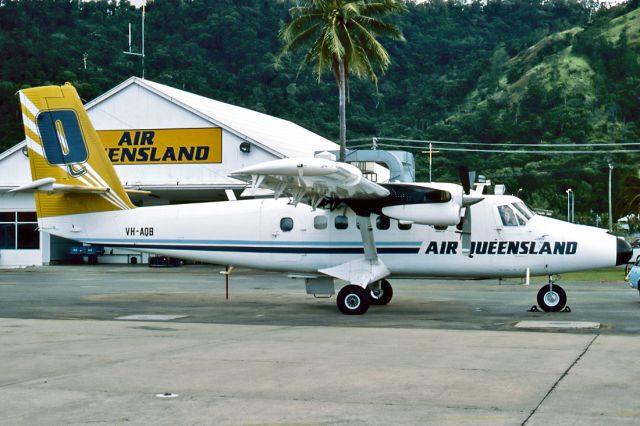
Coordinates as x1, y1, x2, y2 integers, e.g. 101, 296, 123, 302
278, 0, 406, 162
618, 172, 640, 216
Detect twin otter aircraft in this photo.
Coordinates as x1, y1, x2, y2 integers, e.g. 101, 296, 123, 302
16, 84, 632, 314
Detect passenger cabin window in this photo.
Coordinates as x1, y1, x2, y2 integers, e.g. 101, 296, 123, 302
314, 216, 327, 230
398, 221, 412, 230
280, 217, 294, 232
376, 215, 390, 230
335, 215, 349, 230
498, 205, 519, 227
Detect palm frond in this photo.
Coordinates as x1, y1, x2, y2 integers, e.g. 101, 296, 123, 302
359, 0, 407, 17
325, 19, 346, 58
280, 14, 322, 44
352, 15, 405, 41
349, 19, 391, 70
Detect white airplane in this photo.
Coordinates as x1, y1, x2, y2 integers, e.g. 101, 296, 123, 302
14, 84, 633, 314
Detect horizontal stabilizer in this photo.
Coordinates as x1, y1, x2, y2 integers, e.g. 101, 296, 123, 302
10, 177, 109, 194
319, 257, 390, 287
124, 188, 153, 196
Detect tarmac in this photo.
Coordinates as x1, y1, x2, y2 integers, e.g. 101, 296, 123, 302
1, 265, 640, 425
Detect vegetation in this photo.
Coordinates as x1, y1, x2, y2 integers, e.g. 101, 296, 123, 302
0, 0, 639, 224
278, 0, 406, 161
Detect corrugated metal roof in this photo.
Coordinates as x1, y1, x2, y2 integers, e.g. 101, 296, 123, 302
87, 77, 338, 159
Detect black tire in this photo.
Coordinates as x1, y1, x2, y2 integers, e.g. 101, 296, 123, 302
337, 285, 370, 315
369, 279, 393, 306
537, 284, 567, 312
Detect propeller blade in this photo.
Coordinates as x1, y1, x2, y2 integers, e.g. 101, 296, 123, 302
468, 171, 476, 191
461, 206, 472, 256
459, 166, 471, 194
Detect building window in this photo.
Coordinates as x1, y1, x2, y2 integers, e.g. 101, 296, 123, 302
0, 212, 39, 249
314, 216, 327, 230
280, 217, 294, 232
335, 215, 349, 230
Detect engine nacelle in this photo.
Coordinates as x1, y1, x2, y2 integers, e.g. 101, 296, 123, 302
381, 203, 461, 226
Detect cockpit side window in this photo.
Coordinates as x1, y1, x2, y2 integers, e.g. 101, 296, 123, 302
498, 205, 519, 226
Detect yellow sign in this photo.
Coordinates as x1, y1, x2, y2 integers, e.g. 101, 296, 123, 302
98, 128, 222, 164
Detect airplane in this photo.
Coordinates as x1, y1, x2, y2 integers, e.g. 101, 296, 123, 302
14, 83, 633, 315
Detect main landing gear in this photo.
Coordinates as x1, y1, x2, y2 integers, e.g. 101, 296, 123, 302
536, 276, 567, 312
336, 280, 394, 315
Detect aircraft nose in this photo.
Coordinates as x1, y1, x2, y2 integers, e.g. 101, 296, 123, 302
616, 237, 633, 266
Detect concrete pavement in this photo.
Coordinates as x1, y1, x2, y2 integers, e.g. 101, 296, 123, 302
0, 265, 639, 425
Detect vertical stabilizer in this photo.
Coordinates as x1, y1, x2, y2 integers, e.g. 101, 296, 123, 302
19, 84, 134, 217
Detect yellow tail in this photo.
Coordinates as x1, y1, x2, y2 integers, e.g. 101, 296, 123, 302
19, 84, 134, 217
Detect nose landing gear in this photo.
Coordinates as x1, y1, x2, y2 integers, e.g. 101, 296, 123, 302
536, 276, 567, 312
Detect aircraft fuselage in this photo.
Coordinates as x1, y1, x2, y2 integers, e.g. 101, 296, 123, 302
41, 194, 623, 279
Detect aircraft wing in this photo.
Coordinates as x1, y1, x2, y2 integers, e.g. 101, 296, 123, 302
229, 157, 390, 206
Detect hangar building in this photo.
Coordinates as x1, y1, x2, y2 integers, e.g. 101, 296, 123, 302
0, 77, 343, 267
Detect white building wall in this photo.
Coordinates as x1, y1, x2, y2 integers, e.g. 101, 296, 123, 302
0, 146, 32, 186
87, 83, 277, 188
0, 190, 47, 267
0, 77, 343, 267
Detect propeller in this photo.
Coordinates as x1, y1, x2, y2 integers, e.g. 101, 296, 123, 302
458, 166, 483, 206
458, 166, 474, 195
458, 166, 482, 256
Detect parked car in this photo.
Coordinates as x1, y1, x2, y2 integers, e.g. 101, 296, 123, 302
631, 238, 640, 264
627, 256, 640, 293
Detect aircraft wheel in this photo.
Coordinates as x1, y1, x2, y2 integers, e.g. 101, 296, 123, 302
369, 279, 393, 305
537, 284, 567, 312
337, 285, 370, 315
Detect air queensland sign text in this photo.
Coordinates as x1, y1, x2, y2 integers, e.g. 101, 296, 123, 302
98, 128, 222, 165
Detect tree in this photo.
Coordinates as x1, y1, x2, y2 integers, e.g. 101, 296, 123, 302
618, 172, 640, 217
277, 0, 405, 161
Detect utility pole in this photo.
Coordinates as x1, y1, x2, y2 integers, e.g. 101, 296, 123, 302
124, 4, 146, 79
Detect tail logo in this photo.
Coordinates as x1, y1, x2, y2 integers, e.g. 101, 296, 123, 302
37, 110, 87, 177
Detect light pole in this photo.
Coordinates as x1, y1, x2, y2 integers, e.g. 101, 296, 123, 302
608, 163, 614, 231
421, 143, 439, 182
572, 191, 575, 223
566, 188, 573, 223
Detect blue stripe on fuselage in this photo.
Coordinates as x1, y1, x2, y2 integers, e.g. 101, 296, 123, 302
78, 239, 421, 254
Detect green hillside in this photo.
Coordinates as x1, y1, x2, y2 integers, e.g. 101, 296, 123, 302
0, 0, 638, 223
418, 5, 640, 223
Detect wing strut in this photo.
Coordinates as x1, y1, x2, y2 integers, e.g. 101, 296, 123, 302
318, 214, 390, 287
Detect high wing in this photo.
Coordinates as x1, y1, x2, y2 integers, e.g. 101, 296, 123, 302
230, 157, 483, 288
229, 157, 390, 208
231, 157, 392, 286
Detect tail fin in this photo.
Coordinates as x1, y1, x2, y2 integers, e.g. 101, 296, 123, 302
18, 83, 134, 217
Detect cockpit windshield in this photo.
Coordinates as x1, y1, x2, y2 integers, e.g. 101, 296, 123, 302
513, 202, 535, 220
